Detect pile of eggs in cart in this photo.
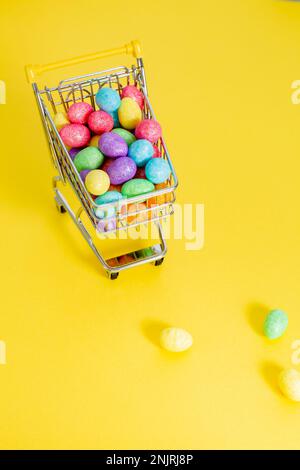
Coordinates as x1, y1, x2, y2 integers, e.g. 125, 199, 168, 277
54, 86, 172, 231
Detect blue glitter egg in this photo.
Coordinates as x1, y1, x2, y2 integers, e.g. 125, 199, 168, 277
95, 88, 121, 113
94, 190, 123, 219
145, 158, 171, 184
128, 139, 154, 167
109, 110, 120, 128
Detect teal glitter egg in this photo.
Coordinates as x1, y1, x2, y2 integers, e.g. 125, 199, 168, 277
263, 309, 288, 339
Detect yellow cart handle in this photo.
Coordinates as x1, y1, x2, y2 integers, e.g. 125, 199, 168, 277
25, 40, 142, 84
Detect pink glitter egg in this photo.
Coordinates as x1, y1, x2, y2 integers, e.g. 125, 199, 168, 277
135, 119, 162, 143
67, 102, 93, 124
88, 110, 114, 134
121, 85, 144, 109
60, 124, 90, 148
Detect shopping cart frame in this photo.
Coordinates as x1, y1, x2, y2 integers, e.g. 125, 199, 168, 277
25, 40, 178, 279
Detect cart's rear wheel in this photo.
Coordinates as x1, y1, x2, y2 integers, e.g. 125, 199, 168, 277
154, 258, 164, 266
108, 272, 119, 280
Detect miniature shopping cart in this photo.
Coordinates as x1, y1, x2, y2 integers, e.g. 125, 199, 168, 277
25, 40, 178, 279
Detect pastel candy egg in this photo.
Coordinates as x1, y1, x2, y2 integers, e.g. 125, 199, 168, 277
128, 139, 154, 167
263, 309, 288, 339
99, 132, 128, 158
160, 327, 193, 352
95, 87, 121, 113
94, 190, 123, 219
54, 112, 69, 130
106, 157, 137, 185
121, 85, 144, 109
278, 369, 300, 402
118, 97, 142, 130
60, 123, 90, 148
121, 178, 155, 198
74, 147, 104, 172
96, 217, 117, 233
109, 110, 120, 128
79, 169, 90, 183
112, 128, 136, 146
85, 169, 110, 196
89, 135, 101, 147
145, 158, 171, 184
67, 102, 93, 124
69, 147, 82, 160
135, 119, 162, 143
88, 110, 113, 134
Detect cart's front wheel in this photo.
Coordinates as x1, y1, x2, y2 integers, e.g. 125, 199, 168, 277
154, 258, 164, 266
108, 272, 119, 280
56, 203, 66, 214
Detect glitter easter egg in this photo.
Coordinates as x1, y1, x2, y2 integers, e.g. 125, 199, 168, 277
118, 97, 142, 130
73, 147, 104, 172
60, 124, 90, 148
88, 110, 113, 134
85, 169, 110, 196
112, 128, 136, 146
95, 87, 120, 113
121, 179, 154, 198
54, 112, 69, 130
278, 369, 300, 402
135, 119, 162, 143
99, 132, 128, 158
263, 309, 288, 339
94, 190, 123, 219
106, 157, 137, 185
145, 158, 170, 184
160, 327, 193, 352
67, 102, 93, 124
121, 85, 144, 109
128, 139, 154, 167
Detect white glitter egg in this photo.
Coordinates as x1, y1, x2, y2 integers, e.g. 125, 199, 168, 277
278, 369, 300, 402
160, 327, 193, 352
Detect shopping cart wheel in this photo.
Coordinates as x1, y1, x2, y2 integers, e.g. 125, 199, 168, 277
108, 272, 119, 280
154, 258, 164, 266
56, 203, 66, 214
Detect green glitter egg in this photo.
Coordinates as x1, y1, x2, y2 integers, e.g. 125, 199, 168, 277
263, 309, 288, 339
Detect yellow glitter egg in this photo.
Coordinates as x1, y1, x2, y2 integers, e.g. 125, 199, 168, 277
53, 112, 69, 131
278, 369, 300, 402
85, 170, 110, 196
118, 97, 142, 130
89, 135, 101, 147
160, 327, 193, 352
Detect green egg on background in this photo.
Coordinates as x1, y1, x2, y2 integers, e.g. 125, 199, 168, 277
263, 309, 288, 339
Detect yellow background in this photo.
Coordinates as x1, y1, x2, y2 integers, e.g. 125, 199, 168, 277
1, 0, 300, 450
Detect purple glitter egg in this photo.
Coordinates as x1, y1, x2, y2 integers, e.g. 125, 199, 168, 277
69, 147, 82, 160
106, 157, 137, 185
79, 169, 90, 183
96, 217, 117, 233
98, 132, 128, 158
